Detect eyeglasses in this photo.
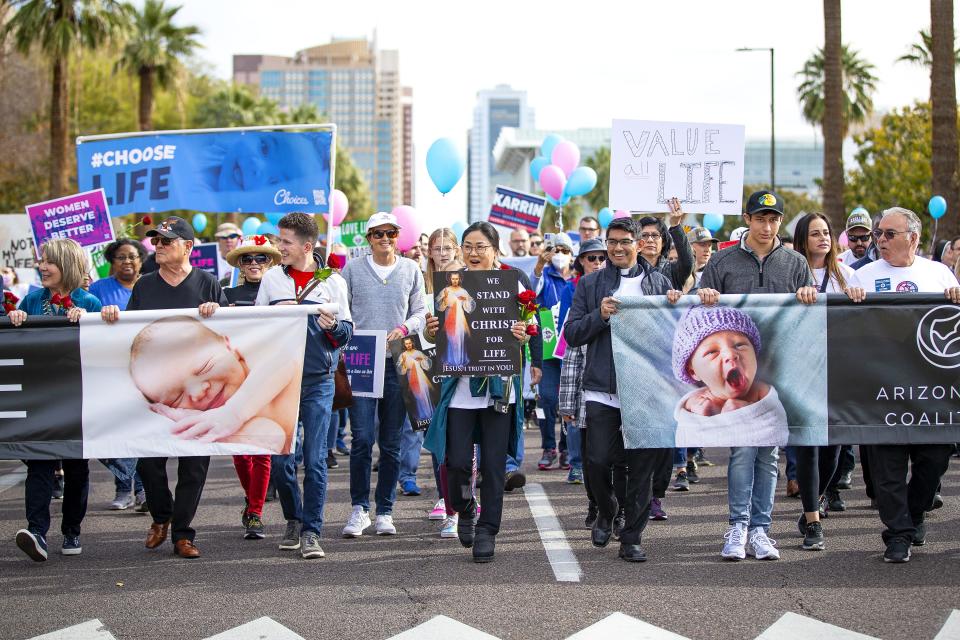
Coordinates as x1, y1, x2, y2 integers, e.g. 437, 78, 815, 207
554, 247, 572, 255
218, 234, 241, 240
873, 229, 911, 241
579, 226, 598, 233
639, 232, 662, 241
848, 233, 871, 243
530, 240, 543, 247
430, 246, 455, 254
113, 254, 140, 262
606, 238, 636, 248
239, 254, 271, 265
462, 244, 493, 255
368, 229, 399, 240
582, 254, 605, 263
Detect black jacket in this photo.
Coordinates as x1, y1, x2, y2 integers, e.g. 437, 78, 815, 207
652, 224, 695, 290
564, 259, 672, 394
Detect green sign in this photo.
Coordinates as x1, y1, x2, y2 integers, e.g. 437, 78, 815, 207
538, 308, 558, 360
339, 219, 369, 249
89, 245, 111, 280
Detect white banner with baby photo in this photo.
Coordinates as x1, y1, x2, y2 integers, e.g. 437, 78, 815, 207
80, 305, 309, 458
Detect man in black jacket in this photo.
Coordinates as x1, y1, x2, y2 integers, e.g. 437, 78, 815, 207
564, 217, 679, 562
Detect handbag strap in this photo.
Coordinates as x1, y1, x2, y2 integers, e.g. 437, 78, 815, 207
296, 276, 324, 304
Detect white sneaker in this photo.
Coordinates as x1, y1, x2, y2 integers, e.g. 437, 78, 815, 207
342, 506, 371, 538
375, 514, 397, 536
429, 499, 446, 520
109, 492, 134, 510
721, 523, 748, 560
440, 514, 459, 538
746, 527, 780, 560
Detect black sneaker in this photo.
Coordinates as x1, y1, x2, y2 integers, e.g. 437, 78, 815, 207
694, 450, 715, 466
327, 451, 339, 469
458, 504, 477, 549
241, 506, 250, 529
335, 445, 350, 456
504, 470, 526, 492
797, 513, 808, 537
52, 474, 64, 500
912, 522, 926, 547
584, 503, 598, 530
244, 514, 266, 540
15, 529, 48, 562
826, 489, 846, 512
685, 460, 700, 484
265, 481, 277, 503
802, 521, 825, 550
928, 493, 944, 512
612, 508, 626, 541
835, 471, 853, 490
672, 470, 690, 491
883, 537, 911, 563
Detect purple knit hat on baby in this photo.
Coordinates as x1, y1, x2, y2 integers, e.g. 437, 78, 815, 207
671, 306, 762, 385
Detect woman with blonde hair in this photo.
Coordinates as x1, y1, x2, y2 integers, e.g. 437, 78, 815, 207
425, 228, 463, 295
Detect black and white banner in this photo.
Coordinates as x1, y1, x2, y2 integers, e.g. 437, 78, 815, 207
610, 293, 960, 447
0, 306, 310, 459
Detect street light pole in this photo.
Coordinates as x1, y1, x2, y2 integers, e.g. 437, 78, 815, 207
736, 47, 776, 191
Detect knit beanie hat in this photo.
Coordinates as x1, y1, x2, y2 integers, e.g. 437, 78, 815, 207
672, 306, 762, 385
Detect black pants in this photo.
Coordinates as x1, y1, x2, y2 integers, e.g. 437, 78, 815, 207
584, 401, 672, 545
652, 449, 675, 499
796, 445, 841, 514
825, 444, 855, 491
867, 444, 952, 543
859, 445, 875, 499
447, 407, 510, 536
25, 459, 88, 539
137, 456, 210, 543
581, 424, 627, 509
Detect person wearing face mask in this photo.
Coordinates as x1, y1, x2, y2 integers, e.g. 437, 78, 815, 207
531, 232, 576, 470
1, 266, 30, 299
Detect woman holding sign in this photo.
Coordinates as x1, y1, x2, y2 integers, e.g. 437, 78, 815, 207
424, 221, 532, 563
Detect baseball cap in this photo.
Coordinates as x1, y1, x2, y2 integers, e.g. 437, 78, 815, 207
729, 226, 749, 242
745, 190, 785, 217
686, 226, 719, 245
214, 222, 242, 239
366, 211, 402, 231
845, 210, 872, 232
146, 216, 194, 241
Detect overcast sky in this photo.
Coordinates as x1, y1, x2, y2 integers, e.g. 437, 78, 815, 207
175, 0, 941, 226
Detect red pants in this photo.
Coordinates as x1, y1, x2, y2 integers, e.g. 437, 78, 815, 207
233, 455, 271, 516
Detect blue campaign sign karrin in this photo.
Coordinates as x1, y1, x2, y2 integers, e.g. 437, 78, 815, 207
76, 125, 335, 217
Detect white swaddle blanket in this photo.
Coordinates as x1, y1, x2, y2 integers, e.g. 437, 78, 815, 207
674, 385, 789, 448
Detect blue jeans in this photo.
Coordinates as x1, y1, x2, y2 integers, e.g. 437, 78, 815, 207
673, 448, 688, 467
728, 446, 779, 531
563, 421, 582, 469
398, 417, 423, 485
348, 364, 404, 514
784, 445, 798, 481
506, 406, 525, 473
100, 458, 144, 494
327, 407, 348, 451
271, 377, 335, 536
537, 359, 563, 451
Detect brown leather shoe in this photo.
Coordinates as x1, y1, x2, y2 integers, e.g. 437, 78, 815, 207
145, 522, 170, 549
173, 539, 200, 559
786, 479, 801, 498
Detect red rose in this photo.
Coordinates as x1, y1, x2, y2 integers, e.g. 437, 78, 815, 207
50, 293, 62, 305
3, 303, 15, 313
61, 296, 74, 309
4, 291, 16, 302
517, 290, 536, 305
525, 301, 539, 314
500, 263, 511, 270
525, 323, 539, 336
142, 215, 153, 226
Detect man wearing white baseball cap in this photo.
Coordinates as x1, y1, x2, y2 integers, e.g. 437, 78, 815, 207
340, 211, 427, 538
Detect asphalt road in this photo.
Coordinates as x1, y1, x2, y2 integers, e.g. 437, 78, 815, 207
1, 442, 958, 640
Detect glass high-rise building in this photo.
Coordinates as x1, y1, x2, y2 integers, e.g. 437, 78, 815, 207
233, 38, 411, 215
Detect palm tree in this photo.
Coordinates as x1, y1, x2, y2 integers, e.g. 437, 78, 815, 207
821, 0, 845, 229
896, 29, 960, 68
1, 0, 122, 197
796, 44, 878, 139
116, 0, 200, 132
930, 0, 959, 236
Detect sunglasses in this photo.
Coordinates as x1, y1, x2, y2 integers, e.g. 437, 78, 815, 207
219, 233, 241, 240
239, 254, 271, 265
581, 254, 605, 263
873, 229, 910, 241
153, 236, 178, 246
847, 233, 871, 243
554, 247, 572, 254
368, 229, 399, 240
530, 240, 543, 246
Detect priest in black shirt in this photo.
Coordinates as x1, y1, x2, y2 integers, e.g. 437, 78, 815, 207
101, 216, 226, 559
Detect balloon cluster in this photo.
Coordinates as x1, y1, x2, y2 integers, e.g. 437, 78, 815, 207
530, 134, 597, 207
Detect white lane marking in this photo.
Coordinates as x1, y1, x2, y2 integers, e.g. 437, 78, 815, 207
523, 482, 583, 583
0, 464, 27, 494
388, 615, 501, 640
934, 610, 960, 640
27, 619, 116, 640
757, 612, 879, 640
565, 612, 690, 640
0, 411, 26, 418
0, 359, 23, 366
202, 617, 304, 640
0, 384, 22, 391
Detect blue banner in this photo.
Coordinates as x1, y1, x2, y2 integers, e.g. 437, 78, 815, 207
76, 127, 334, 217
189, 243, 220, 279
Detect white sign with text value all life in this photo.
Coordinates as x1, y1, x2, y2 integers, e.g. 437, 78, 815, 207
609, 119, 745, 216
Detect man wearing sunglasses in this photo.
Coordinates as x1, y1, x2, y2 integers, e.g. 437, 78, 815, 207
529, 232, 545, 257
838, 210, 873, 265
341, 211, 427, 538
845, 207, 960, 563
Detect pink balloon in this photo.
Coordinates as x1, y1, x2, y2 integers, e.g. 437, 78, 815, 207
326, 189, 348, 226
613, 209, 631, 219
391, 205, 421, 252
538, 164, 567, 201
551, 140, 581, 178
838, 231, 848, 248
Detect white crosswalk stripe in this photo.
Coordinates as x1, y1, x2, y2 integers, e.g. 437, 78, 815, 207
0, 463, 27, 495
563, 612, 690, 639
524, 482, 583, 582
202, 616, 305, 640
387, 615, 501, 640
26, 619, 116, 640
934, 610, 960, 640
756, 612, 879, 640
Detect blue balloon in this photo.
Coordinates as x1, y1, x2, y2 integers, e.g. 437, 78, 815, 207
598, 207, 613, 229
929, 195, 948, 219
451, 220, 467, 241
560, 194, 571, 206
703, 213, 724, 232
241, 217, 262, 237
530, 156, 549, 184
426, 138, 465, 195
257, 222, 278, 236
192, 213, 208, 234
564, 166, 598, 197
265, 213, 284, 225
540, 134, 563, 159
